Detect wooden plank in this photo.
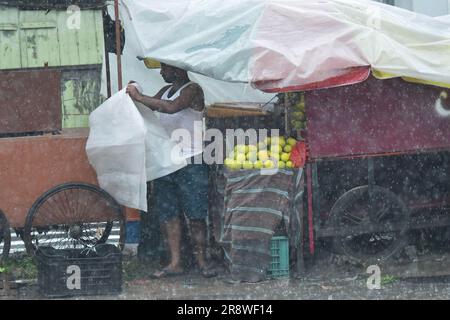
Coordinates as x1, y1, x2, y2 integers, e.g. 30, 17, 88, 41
63, 114, 90, 128
206, 107, 268, 118
0, 7, 20, 69
93, 9, 104, 64
58, 9, 103, 66
57, 10, 80, 66
21, 28, 60, 67
78, 10, 96, 64
61, 78, 77, 116
19, 10, 60, 68
20, 21, 57, 29
212, 102, 270, 111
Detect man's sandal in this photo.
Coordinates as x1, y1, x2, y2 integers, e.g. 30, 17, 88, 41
200, 266, 218, 278
150, 267, 184, 279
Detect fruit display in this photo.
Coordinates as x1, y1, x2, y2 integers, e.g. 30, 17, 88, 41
224, 136, 302, 170
288, 92, 307, 132
272, 92, 307, 139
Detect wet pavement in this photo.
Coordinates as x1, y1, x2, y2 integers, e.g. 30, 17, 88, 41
8, 250, 450, 300
10, 270, 450, 300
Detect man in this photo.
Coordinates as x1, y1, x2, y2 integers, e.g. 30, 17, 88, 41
126, 63, 216, 278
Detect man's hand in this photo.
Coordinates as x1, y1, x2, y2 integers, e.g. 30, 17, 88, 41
441, 91, 450, 110
126, 83, 142, 101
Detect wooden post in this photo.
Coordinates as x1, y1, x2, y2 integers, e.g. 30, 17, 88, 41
103, 6, 112, 98
114, 0, 123, 90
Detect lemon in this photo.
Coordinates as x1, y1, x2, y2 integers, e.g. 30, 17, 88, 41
278, 137, 286, 147
235, 144, 247, 154
291, 120, 303, 130
257, 142, 267, 150
271, 136, 280, 145
257, 150, 269, 161
283, 145, 292, 153
270, 145, 282, 154
286, 160, 294, 168
287, 137, 297, 146
247, 152, 258, 162
270, 152, 280, 161
293, 111, 305, 121
224, 158, 234, 168
248, 145, 258, 153
278, 161, 286, 169
264, 137, 271, 145
264, 160, 275, 169
254, 160, 264, 169
235, 153, 246, 163
231, 161, 242, 170
227, 151, 236, 159
281, 152, 290, 162
242, 161, 254, 170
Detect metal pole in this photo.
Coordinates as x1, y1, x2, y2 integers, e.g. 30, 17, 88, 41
114, 0, 123, 90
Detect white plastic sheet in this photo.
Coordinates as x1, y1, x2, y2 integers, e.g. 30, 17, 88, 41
101, 3, 275, 105
86, 86, 186, 212
121, 0, 450, 91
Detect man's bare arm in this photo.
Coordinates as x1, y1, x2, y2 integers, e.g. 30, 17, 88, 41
127, 84, 199, 114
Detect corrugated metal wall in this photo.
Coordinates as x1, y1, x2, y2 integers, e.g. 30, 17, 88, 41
0, 5, 104, 128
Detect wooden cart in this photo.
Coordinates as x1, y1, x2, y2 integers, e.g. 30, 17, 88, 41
302, 76, 450, 265
0, 128, 126, 258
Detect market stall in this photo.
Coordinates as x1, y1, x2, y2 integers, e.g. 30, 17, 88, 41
116, 0, 450, 280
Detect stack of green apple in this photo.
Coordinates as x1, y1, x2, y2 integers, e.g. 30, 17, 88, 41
224, 136, 299, 170
290, 92, 306, 131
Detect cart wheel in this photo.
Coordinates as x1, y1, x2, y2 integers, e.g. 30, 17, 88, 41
329, 185, 409, 265
23, 183, 125, 256
0, 209, 11, 263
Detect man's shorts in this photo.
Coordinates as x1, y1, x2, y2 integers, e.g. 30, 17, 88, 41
153, 163, 209, 223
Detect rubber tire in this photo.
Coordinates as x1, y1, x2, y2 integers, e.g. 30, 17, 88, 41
23, 182, 125, 256
328, 185, 409, 265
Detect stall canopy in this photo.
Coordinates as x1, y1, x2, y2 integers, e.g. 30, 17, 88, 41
121, 0, 450, 92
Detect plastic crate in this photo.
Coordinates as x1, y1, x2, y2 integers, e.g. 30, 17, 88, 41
36, 244, 122, 298
268, 236, 289, 279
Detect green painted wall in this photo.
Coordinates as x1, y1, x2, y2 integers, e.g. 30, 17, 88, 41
0, 6, 104, 129
61, 68, 102, 128
0, 6, 103, 68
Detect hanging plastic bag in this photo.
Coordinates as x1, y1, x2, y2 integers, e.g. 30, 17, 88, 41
290, 141, 307, 168
86, 85, 186, 212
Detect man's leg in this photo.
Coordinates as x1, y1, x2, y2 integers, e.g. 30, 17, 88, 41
161, 217, 183, 273
189, 219, 208, 269
179, 163, 217, 277
190, 219, 217, 277
152, 174, 184, 277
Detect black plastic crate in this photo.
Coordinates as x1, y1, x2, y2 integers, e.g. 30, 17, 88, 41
36, 244, 122, 298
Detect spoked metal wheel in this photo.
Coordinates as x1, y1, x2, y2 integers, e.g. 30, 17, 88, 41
329, 185, 409, 264
0, 209, 11, 263
23, 183, 126, 256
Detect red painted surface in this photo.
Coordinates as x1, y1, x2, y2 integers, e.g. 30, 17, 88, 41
256, 67, 370, 93
0, 69, 61, 134
0, 128, 139, 227
305, 76, 450, 160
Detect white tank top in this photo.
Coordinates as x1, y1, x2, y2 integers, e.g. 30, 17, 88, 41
158, 82, 204, 159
